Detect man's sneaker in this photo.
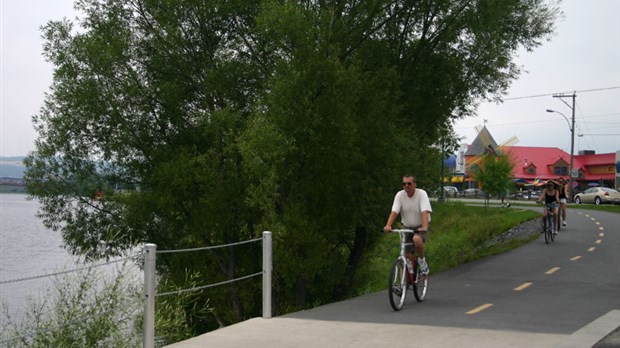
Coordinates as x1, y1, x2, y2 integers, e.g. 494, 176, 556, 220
562, 221, 567, 226
418, 259, 430, 275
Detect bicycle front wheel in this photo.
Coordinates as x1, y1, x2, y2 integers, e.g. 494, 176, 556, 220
388, 258, 407, 311
550, 216, 555, 242
413, 261, 428, 302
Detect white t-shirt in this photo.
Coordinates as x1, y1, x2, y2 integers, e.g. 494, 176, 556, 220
391, 189, 432, 227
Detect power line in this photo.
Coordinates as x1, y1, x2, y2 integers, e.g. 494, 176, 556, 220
501, 86, 620, 101
578, 134, 620, 137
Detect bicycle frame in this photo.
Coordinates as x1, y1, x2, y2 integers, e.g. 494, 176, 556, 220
393, 229, 415, 268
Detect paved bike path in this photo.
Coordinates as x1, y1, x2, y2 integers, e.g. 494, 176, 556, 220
164, 296, 618, 348
166, 208, 619, 348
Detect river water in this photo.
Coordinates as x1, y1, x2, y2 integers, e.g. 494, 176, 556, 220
0, 193, 83, 320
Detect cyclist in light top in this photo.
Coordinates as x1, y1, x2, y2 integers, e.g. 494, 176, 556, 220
557, 177, 568, 226
383, 175, 432, 275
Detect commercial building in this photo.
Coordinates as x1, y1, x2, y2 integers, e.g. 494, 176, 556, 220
458, 126, 619, 192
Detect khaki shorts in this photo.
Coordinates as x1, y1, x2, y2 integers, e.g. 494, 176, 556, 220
404, 227, 429, 253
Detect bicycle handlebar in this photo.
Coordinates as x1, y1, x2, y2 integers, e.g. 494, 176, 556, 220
380, 227, 428, 234
390, 228, 416, 233
537, 201, 557, 206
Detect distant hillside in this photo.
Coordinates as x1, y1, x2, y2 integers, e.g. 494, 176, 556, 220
0, 156, 26, 179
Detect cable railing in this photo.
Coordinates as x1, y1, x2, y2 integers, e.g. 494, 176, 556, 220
0, 231, 273, 348
0, 255, 142, 347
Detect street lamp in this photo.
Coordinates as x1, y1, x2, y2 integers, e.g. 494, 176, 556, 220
439, 136, 446, 202
546, 108, 576, 201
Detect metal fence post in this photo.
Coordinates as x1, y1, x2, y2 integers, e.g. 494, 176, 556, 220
262, 231, 272, 318
143, 243, 157, 348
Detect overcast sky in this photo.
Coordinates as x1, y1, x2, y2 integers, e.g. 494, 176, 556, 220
1, 0, 619, 157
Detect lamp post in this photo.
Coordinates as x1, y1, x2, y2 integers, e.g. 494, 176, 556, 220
546, 105, 576, 201
439, 136, 445, 202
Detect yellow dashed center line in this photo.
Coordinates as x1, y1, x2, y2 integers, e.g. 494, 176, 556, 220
545, 267, 560, 274
463, 211, 602, 319
466, 303, 493, 314
514, 282, 533, 291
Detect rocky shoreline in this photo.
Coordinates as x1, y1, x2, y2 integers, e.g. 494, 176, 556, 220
483, 218, 541, 248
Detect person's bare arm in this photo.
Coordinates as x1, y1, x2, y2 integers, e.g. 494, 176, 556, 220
419, 211, 430, 231
538, 188, 547, 203
383, 211, 398, 232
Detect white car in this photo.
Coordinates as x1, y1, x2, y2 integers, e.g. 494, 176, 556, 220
573, 187, 620, 205
443, 186, 459, 197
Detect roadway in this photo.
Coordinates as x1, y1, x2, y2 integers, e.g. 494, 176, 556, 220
165, 205, 620, 348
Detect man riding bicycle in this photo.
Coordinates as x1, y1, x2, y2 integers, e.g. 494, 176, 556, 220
383, 175, 432, 275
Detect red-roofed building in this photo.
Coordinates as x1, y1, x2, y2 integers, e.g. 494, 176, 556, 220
504, 146, 616, 187
461, 126, 619, 191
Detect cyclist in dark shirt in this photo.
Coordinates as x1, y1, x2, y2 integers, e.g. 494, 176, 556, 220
538, 181, 560, 234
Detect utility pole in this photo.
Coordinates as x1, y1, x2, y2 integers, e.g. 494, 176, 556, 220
552, 92, 576, 201
439, 136, 445, 202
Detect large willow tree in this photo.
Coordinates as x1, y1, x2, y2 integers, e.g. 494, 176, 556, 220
25, 0, 558, 336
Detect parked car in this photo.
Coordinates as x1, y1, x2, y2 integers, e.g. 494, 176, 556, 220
510, 190, 540, 200
443, 186, 459, 197
529, 190, 542, 200
462, 188, 485, 198
573, 187, 620, 205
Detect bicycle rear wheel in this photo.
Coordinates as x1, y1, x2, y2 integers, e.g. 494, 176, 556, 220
413, 261, 428, 302
388, 258, 407, 311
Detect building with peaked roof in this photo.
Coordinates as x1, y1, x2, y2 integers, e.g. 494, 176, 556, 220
464, 126, 498, 158
460, 126, 619, 191
504, 146, 616, 187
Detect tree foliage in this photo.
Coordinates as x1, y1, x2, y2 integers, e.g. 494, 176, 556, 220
25, 0, 558, 338
474, 152, 516, 199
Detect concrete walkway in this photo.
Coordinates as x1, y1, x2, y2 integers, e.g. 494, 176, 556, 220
164, 301, 618, 348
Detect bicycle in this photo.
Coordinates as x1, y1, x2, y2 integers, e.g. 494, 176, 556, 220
386, 228, 428, 311
540, 203, 556, 244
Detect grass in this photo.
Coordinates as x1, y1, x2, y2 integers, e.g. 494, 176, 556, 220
0, 261, 205, 347
1, 265, 143, 347
351, 201, 540, 297
567, 203, 620, 214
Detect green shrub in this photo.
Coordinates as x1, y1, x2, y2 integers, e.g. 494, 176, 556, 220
1, 264, 142, 347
